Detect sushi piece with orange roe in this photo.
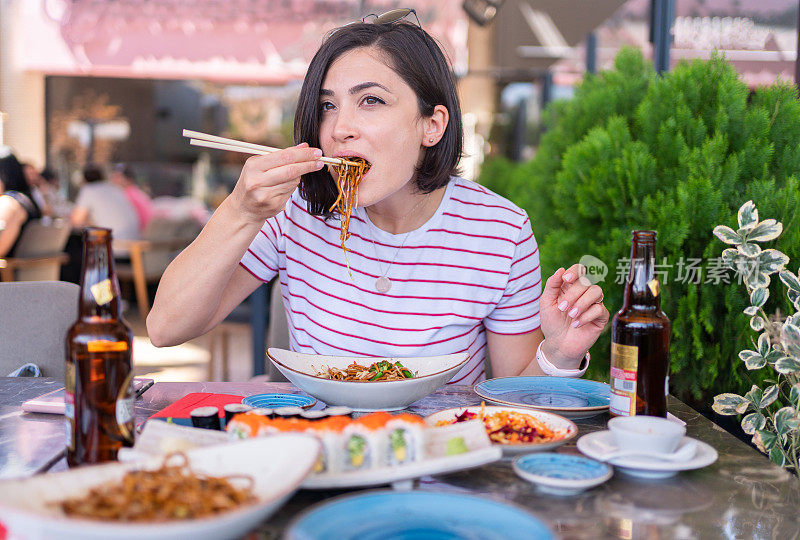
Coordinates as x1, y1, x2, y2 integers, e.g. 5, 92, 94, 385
342, 412, 393, 470
308, 416, 349, 474
386, 413, 426, 465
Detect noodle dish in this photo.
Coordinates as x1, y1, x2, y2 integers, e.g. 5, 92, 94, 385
267, 348, 469, 411
0, 435, 320, 540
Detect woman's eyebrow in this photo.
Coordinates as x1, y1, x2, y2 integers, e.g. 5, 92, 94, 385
348, 82, 391, 95
319, 82, 392, 97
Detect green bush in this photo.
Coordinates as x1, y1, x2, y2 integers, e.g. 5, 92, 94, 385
480, 48, 800, 408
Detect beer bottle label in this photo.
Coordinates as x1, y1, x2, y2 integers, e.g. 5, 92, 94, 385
610, 342, 638, 416
86, 340, 129, 353
89, 278, 114, 306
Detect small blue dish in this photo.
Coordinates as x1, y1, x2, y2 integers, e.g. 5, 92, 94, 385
513, 452, 612, 496
241, 393, 316, 409
286, 490, 554, 540
474, 376, 610, 418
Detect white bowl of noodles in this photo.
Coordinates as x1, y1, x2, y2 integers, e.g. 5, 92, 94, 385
0, 434, 319, 540
267, 348, 469, 411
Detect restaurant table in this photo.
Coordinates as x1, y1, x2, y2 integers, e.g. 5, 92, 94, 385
2, 377, 799, 538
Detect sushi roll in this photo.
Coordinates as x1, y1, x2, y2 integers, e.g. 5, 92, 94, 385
226, 411, 268, 439
324, 406, 354, 418
307, 416, 349, 474
224, 403, 252, 425
190, 406, 220, 430
274, 406, 304, 419
385, 413, 426, 466
300, 410, 328, 421
251, 407, 274, 418
261, 417, 308, 435
342, 412, 392, 470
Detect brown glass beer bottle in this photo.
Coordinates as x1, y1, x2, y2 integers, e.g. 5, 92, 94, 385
66, 227, 135, 466
610, 230, 671, 417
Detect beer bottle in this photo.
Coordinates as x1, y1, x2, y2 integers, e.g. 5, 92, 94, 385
610, 230, 671, 417
66, 227, 135, 466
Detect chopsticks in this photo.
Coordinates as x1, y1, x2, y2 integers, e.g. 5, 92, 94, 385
182, 129, 357, 167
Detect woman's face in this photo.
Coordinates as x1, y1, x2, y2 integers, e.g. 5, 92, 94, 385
318, 46, 429, 207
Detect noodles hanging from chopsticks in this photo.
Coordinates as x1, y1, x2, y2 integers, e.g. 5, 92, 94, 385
329, 158, 370, 275
59, 452, 256, 521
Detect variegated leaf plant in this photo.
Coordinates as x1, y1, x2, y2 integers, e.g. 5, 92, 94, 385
712, 200, 800, 471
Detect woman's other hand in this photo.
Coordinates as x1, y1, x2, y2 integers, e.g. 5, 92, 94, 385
539, 264, 609, 368
229, 143, 324, 223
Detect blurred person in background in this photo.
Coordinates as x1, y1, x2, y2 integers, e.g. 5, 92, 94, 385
110, 163, 154, 232
21, 162, 52, 217
70, 164, 140, 242
0, 150, 41, 257
39, 168, 73, 219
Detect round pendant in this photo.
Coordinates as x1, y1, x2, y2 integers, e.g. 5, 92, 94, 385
375, 276, 392, 293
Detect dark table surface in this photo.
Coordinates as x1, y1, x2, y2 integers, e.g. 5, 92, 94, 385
2, 377, 799, 539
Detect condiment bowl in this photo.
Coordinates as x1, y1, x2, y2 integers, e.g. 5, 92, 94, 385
607, 415, 686, 454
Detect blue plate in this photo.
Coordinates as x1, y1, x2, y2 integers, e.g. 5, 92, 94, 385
286, 490, 553, 540
241, 393, 316, 409
513, 453, 612, 496
474, 377, 610, 418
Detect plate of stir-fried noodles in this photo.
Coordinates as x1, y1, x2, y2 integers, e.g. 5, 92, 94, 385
0, 435, 319, 540
267, 348, 469, 411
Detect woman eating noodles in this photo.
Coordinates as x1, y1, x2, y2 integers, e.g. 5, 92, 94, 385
147, 11, 609, 385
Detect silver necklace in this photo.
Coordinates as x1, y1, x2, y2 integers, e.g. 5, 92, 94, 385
366, 194, 430, 293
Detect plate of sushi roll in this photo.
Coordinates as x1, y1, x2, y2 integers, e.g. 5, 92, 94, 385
227, 410, 501, 489
267, 348, 469, 411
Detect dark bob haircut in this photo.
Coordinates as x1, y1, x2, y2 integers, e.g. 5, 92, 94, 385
0, 153, 32, 196
295, 21, 463, 217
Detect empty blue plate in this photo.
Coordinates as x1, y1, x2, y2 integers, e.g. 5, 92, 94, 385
241, 393, 316, 409
286, 490, 553, 540
474, 377, 610, 418
513, 452, 612, 496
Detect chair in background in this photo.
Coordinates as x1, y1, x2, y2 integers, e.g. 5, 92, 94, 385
0, 219, 71, 282
208, 279, 289, 381
115, 217, 202, 318
0, 281, 79, 378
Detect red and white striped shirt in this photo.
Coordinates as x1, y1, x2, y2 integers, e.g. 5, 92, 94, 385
240, 176, 541, 385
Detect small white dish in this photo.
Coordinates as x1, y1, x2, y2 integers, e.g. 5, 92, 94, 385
577, 430, 718, 479
593, 440, 698, 463
607, 416, 686, 454
513, 452, 612, 496
268, 349, 468, 411
0, 434, 320, 540
425, 405, 577, 455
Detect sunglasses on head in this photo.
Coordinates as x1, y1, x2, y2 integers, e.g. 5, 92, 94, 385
327, 7, 422, 39
362, 7, 422, 27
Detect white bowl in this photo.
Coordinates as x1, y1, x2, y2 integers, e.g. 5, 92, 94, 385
267, 348, 469, 411
607, 416, 686, 454
0, 434, 320, 540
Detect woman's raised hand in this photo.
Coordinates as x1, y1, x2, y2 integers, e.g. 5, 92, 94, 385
230, 143, 324, 223
539, 264, 610, 368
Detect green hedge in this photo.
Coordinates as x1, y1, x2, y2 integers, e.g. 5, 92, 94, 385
480, 48, 800, 408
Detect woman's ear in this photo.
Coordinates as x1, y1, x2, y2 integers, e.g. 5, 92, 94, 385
422, 105, 449, 147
